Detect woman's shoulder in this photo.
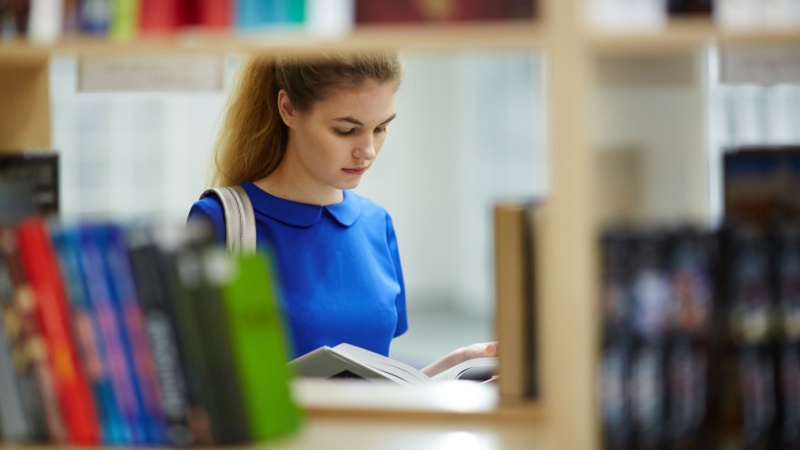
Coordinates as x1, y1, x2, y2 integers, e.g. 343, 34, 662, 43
188, 193, 224, 221
349, 191, 391, 219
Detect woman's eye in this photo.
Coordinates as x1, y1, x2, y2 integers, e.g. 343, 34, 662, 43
375, 127, 387, 134
334, 128, 355, 136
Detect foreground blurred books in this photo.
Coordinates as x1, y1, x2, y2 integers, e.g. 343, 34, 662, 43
0, 215, 301, 447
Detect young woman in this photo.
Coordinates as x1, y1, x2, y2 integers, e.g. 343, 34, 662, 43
188, 51, 496, 377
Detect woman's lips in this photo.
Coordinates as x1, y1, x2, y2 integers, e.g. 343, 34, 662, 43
342, 167, 367, 175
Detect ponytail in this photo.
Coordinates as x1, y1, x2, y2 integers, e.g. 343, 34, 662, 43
210, 57, 287, 187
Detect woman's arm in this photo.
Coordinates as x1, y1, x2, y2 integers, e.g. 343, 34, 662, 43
420, 342, 498, 377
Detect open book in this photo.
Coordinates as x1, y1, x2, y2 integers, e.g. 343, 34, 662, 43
288, 343, 497, 386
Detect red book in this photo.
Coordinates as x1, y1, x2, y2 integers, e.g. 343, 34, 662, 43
355, 0, 535, 24
139, 0, 191, 35
15, 218, 100, 446
196, 0, 232, 29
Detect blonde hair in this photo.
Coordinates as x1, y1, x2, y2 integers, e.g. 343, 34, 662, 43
209, 51, 403, 187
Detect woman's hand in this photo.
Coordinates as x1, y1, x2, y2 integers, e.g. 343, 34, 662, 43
421, 342, 498, 378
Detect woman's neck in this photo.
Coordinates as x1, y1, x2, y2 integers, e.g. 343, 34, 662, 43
253, 158, 343, 206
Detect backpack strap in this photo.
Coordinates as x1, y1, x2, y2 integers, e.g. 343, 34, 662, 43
200, 185, 257, 256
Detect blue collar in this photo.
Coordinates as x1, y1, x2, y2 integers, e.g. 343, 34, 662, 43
241, 182, 361, 228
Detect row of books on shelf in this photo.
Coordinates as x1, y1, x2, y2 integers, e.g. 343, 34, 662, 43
0, 0, 536, 42
590, 0, 800, 31
0, 214, 301, 446
599, 222, 800, 449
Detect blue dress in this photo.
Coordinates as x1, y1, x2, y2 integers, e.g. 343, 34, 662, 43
187, 182, 408, 358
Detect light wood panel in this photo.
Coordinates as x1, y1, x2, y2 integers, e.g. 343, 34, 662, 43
539, 0, 599, 449
0, 57, 51, 152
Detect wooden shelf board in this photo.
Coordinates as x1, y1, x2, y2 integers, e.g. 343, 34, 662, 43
588, 18, 800, 55
0, 22, 546, 61
293, 378, 543, 425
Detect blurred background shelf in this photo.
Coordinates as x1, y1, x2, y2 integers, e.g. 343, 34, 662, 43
0, 22, 546, 60
589, 18, 800, 54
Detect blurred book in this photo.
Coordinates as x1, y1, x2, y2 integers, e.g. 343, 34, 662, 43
493, 200, 538, 402
667, 0, 713, 16
0, 152, 58, 218
355, 0, 535, 24
723, 146, 800, 229
15, 217, 100, 445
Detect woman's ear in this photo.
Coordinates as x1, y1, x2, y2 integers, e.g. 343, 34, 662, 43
277, 89, 296, 128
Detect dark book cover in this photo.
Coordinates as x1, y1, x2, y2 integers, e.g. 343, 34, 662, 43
667, 0, 713, 15
723, 146, 800, 230
2, 0, 30, 36
0, 226, 50, 443
356, 0, 535, 24
156, 234, 215, 447
126, 225, 195, 447
771, 225, 800, 448
717, 226, 779, 448
172, 227, 250, 444
0, 153, 58, 217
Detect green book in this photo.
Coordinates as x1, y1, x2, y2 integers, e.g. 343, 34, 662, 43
110, 0, 138, 40
287, 0, 305, 24
206, 249, 302, 441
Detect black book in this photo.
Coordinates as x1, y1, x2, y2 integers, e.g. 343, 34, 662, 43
169, 224, 250, 445
0, 153, 58, 217
0, 226, 50, 442
126, 225, 195, 447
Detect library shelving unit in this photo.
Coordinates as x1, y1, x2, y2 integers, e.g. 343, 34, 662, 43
3, 1, 800, 448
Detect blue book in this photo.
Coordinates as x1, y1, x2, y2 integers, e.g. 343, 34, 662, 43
236, 0, 289, 31
87, 224, 169, 446
79, 224, 147, 445
78, 0, 112, 34
51, 226, 129, 446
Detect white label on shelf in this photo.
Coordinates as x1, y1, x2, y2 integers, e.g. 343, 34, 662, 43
78, 55, 224, 92
715, 0, 764, 30
586, 0, 667, 31
763, 0, 800, 29
720, 48, 800, 85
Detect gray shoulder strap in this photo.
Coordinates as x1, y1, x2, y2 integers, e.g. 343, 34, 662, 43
201, 185, 257, 256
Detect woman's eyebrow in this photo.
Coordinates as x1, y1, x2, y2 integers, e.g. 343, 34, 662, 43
334, 113, 397, 126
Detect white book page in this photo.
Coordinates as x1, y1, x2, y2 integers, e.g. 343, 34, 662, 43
333, 344, 433, 385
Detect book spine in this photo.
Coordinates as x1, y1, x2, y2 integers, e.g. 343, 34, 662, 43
174, 240, 249, 444
196, 0, 231, 28
92, 224, 167, 445
236, 0, 285, 30
51, 227, 129, 446
138, 0, 186, 34
161, 243, 217, 446
27, 0, 63, 42
15, 218, 100, 446
127, 232, 194, 447
78, 0, 112, 34
110, 0, 139, 40
0, 228, 40, 442
210, 250, 301, 441
79, 225, 145, 445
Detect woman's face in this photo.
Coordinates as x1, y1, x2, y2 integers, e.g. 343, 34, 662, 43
280, 80, 397, 201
